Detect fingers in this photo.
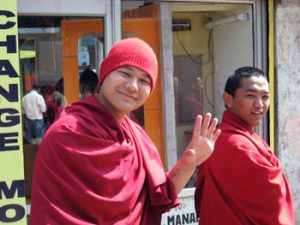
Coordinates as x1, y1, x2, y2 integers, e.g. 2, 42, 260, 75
193, 113, 220, 139
213, 128, 221, 141
201, 113, 212, 136
192, 115, 203, 138
207, 117, 218, 138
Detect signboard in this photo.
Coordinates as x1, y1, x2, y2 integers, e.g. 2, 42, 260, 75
0, 0, 27, 224
161, 188, 198, 225
78, 50, 90, 67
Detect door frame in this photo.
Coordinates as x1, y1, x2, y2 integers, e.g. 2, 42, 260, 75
160, 0, 267, 170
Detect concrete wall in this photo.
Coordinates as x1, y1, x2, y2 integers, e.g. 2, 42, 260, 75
275, 0, 300, 223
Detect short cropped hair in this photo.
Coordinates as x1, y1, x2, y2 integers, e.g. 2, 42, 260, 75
32, 83, 40, 90
80, 68, 99, 94
224, 66, 268, 97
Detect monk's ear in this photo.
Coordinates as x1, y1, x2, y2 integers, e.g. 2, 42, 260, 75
223, 92, 233, 108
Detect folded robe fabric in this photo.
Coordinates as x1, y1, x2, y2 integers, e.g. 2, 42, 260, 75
30, 96, 179, 225
195, 110, 295, 225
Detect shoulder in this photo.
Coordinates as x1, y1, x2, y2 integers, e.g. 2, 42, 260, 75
215, 124, 257, 153
217, 131, 253, 145
37, 93, 45, 99
45, 114, 78, 137
42, 113, 115, 151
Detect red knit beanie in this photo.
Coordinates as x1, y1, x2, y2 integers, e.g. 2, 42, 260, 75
98, 38, 158, 92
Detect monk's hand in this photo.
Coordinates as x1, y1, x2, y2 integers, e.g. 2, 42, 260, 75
183, 113, 221, 167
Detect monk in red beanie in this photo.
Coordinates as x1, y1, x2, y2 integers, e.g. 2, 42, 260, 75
30, 37, 221, 225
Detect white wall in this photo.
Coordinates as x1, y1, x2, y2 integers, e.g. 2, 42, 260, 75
17, 0, 106, 16
213, 19, 253, 121
275, 0, 300, 223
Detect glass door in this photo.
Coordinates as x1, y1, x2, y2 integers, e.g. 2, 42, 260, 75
18, 0, 115, 210
159, 1, 266, 175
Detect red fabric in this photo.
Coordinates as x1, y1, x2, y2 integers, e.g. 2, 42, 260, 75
195, 110, 295, 225
30, 95, 179, 225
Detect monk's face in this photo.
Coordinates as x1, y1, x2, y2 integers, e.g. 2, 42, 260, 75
98, 66, 151, 121
224, 76, 270, 127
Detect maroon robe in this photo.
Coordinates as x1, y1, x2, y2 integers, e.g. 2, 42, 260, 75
30, 96, 179, 225
195, 110, 295, 225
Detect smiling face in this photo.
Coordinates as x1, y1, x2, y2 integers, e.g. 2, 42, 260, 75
223, 76, 270, 127
97, 66, 151, 122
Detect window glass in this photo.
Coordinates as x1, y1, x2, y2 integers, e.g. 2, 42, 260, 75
19, 17, 63, 135
19, 16, 104, 203
78, 34, 104, 99
172, 3, 253, 187
120, 2, 256, 187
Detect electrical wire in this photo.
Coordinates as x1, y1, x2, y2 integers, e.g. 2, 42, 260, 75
175, 30, 215, 108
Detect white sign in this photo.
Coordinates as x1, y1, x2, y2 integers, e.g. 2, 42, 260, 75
78, 51, 90, 66
161, 188, 198, 225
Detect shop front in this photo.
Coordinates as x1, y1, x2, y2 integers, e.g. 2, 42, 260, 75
0, 0, 268, 224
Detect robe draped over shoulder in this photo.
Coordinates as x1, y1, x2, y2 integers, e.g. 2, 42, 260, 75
30, 96, 179, 225
195, 110, 295, 225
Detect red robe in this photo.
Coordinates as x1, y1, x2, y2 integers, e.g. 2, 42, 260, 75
30, 96, 179, 225
195, 110, 295, 225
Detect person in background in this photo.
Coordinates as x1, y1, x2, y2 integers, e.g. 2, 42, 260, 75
52, 78, 67, 120
30, 38, 221, 225
195, 66, 295, 225
22, 83, 47, 143
44, 78, 67, 129
79, 68, 99, 99
180, 76, 203, 123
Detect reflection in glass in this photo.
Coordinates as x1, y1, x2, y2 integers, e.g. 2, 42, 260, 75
174, 54, 203, 124
19, 38, 37, 94
78, 35, 104, 73
78, 35, 103, 99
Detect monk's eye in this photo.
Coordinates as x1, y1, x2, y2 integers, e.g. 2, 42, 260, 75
140, 78, 151, 86
245, 94, 255, 98
262, 95, 270, 101
120, 71, 131, 78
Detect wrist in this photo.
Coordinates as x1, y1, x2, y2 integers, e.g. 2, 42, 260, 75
180, 149, 198, 170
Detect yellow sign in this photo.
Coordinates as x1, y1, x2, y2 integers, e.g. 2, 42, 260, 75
0, 0, 27, 224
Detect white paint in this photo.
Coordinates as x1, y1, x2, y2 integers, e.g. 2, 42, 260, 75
276, 3, 300, 224
213, 19, 253, 121
17, 0, 106, 16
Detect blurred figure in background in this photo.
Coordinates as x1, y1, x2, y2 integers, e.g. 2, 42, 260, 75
22, 83, 47, 143
79, 68, 99, 99
44, 78, 67, 129
180, 76, 203, 123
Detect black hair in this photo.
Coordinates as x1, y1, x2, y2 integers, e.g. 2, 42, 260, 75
32, 83, 40, 90
55, 78, 64, 94
224, 66, 268, 97
79, 68, 99, 95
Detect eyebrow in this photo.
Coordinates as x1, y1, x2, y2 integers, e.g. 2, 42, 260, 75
121, 66, 134, 71
121, 66, 150, 79
245, 88, 270, 94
